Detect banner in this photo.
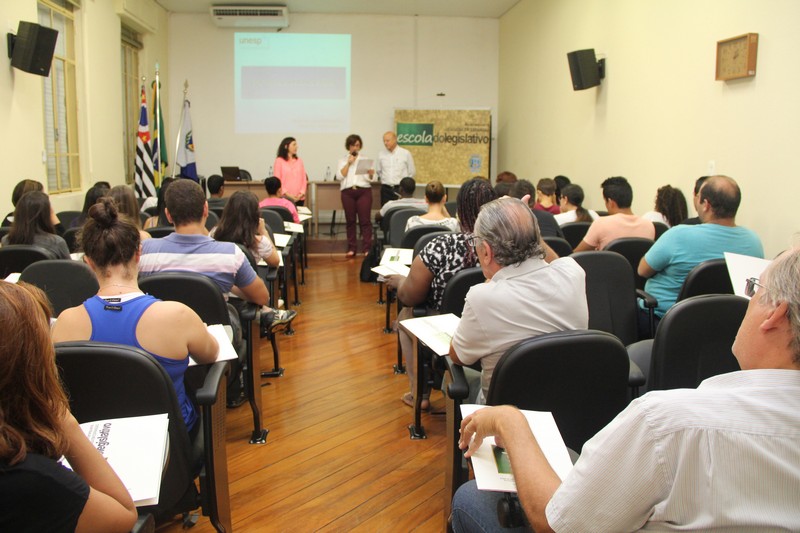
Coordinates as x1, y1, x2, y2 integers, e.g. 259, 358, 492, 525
176, 99, 197, 181
151, 77, 167, 187
394, 109, 491, 185
134, 86, 156, 199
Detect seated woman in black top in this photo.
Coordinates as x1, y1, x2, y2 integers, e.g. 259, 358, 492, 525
0, 282, 137, 532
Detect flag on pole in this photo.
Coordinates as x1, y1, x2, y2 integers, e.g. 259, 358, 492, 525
176, 99, 197, 181
134, 86, 156, 199
151, 78, 167, 187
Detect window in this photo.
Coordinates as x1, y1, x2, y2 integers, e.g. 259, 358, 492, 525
38, 0, 80, 193
121, 26, 142, 184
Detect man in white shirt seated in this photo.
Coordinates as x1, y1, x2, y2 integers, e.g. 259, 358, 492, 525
451, 247, 800, 532
374, 177, 427, 222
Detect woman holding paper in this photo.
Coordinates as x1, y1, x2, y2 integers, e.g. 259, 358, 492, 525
336, 133, 375, 258
52, 197, 218, 433
0, 281, 138, 532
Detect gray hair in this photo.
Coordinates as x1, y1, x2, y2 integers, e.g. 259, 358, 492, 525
761, 248, 800, 363
473, 197, 544, 266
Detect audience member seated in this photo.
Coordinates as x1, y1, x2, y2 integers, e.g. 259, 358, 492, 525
494, 181, 512, 198
449, 197, 588, 403
70, 185, 109, 229
509, 180, 563, 239
642, 184, 688, 228
206, 174, 227, 210
638, 175, 763, 327
137, 179, 292, 405
553, 174, 571, 204
0, 281, 138, 532
679, 175, 711, 226
554, 184, 599, 226
143, 177, 175, 229
533, 178, 561, 214
385, 178, 497, 410
52, 198, 218, 432
212, 191, 280, 268
2, 179, 45, 227
574, 176, 655, 251
451, 247, 800, 532
109, 184, 150, 242
375, 177, 427, 222
258, 176, 300, 223
405, 180, 460, 233
1, 191, 70, 259
495, 170, 518, 184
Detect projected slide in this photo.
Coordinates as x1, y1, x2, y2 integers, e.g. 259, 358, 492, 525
234, 33, 351, 134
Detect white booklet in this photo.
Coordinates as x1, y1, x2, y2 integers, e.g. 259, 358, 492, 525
372, 263, 410, 278
381, 248, 413, 266
189, 324, 237, 367
724, 251, 772, 299
297, 206, 312, 215
272, 233, 292, 248
355, 158, 374, 175
64, 413, 169, 506
284, 221, 304, 234
298, 213, 312, 222
399, 313, 460, 356
460, 405, 573, 492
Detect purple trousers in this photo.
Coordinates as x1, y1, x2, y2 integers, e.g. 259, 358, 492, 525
341, 187, 373, 253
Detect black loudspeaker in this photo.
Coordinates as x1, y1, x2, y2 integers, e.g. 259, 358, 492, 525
8, 21, 59, 77
567, 49, 604, 91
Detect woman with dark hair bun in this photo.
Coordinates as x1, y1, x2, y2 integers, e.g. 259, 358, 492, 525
52, 197, 218, 433
273, 136, 308, 205
0, 281, 138, 532
1, 190, 70, 258
385, 177, 498, 410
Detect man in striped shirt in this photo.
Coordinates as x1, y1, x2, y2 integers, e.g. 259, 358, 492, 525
452, 247, 800, 532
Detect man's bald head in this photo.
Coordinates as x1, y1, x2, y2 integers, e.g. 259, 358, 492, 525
383, 131, 398, 151
699, 175, 741, 220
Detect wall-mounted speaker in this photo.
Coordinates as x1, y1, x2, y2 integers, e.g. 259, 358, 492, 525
567, 49, 604, 91
7, 21, 59, 77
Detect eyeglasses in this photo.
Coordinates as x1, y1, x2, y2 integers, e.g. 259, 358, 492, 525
744, 277, 765, 298
466, 234, 483, 248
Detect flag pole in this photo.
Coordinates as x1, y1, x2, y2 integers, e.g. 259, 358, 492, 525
171, 79, 189, 179
153, 63, 161, 182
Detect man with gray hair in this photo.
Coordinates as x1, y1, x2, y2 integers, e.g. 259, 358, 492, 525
449, 197, 588, 403
452, 247, 800, 532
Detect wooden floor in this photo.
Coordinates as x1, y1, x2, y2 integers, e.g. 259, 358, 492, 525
159, 254, 448, 533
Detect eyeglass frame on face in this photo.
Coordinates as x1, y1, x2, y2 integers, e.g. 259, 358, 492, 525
744, 277, 766, 298
466, 234, 484, 248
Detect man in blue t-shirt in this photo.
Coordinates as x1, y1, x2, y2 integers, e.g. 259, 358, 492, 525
638, 175, 763, 322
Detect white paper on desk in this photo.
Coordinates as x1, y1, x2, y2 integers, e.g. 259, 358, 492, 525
70, 252, 85, 262
460, 405, 573, 492
399, 313, 460, 356
724, 252, 772, 299
355, 158, 374, 175
380, 247, 413, 266
64, 413, 169, 506
297, 206, 312, 215
372, 263, 410, 278
189, 324, 237, 367
3, 272, 20, 283
284, 221, 304, 233
273, 233, 291, 248
298, 213, 312, 222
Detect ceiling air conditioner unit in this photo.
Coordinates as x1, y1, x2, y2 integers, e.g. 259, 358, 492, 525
210, 5, 289, 28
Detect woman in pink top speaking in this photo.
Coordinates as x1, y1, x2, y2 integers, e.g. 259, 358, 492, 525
273, 137, 307, 206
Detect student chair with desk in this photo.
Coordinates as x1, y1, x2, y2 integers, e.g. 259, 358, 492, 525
19, 259, 99, 316
0, 244, 57, 278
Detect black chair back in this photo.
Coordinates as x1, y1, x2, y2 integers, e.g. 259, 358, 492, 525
444, 201, 457, 218
145, 226, 175, 238
56, 210, 82, 229
260, 209, 285, 237
0, 245, 57, 278
400, 226, 450, 250
0, 226, 10, 241
571, 251, 638, 346
263, 206, 294, 224
62, 226, 81, 253
605, 237, 655, 291
55, 342, 198, 521
561, 221, 592, 249
19, 260, 99, 315
677, 258, 734, 301
382, 206, 425, 245
543, 236, 573, 258
653, 221, 669, 240
389, 209, 426, 248
486, 330, 630, 453
649, 294, 746, 391
139, 272, 230, 326
144, 206, 158, 217
440, 266, 485, 317
240, 169, 253, 181
205, 210, 219, 231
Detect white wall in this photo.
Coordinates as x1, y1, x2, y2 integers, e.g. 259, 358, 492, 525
166, 13, 499, 184
498, 0, 800, 257
0, 0, 169, 216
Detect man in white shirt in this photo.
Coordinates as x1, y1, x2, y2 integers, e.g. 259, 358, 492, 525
375, 131, 416, 206
451, 247, 800, 532
449, 197, 588, 404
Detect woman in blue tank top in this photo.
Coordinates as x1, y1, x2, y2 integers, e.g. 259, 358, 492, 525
52, 196, 218, 432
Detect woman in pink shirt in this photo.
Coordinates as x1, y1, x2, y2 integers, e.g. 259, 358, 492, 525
273, 137, 307, 206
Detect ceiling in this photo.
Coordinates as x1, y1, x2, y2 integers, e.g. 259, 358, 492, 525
155, 0, 521, 19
